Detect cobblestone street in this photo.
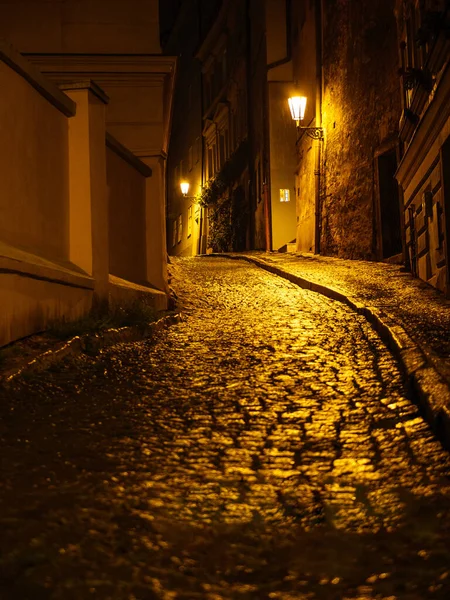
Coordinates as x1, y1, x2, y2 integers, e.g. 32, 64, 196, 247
1, 257, 450, 599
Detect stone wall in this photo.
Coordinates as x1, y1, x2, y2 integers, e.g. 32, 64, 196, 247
320, 0, 401, 259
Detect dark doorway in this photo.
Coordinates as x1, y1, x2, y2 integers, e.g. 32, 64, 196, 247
377, 149, 402, 259
441, 136, 450, 295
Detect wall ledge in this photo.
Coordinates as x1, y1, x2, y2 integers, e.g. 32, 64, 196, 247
0, 38, 76, 117
59, 79, 110, 104
109, 274, 167, 311
106, 133, 153, 177
0, 241, 94, 290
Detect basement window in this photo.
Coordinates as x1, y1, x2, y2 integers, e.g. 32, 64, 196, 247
172, 220, 177, 247
177, 214, 183, 243
187, 206, 193, 238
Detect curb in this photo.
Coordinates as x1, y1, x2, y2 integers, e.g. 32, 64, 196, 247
210, 253, 450, 449
1, 313, 182, 386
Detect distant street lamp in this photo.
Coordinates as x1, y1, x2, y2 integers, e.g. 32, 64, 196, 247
180, 181, 190, 196
288, 95, 324, 140
180, 181, 197, 200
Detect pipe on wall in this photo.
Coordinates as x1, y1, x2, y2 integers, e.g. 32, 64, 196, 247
314, 0, 323, 255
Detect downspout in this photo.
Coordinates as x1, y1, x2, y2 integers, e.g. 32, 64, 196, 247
266, 0, 292, 70
265, 0, 292, 251
263, 61, 273, 251
245, 0, 254, 249
197, 0, 206, 255
314, 0, 323, 254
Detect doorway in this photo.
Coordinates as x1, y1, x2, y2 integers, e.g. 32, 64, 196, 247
377, 148, 402, 259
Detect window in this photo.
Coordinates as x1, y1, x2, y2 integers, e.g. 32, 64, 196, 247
172, 220, 177, 247
205, 74, 212, 108
219, 133, 226, 169
255, 158, 262, 203
188, 146, 193, 172
221, 50, 227, 82
187, 206, 193, 238
280, 189, 290, 203
177, 214, 182, 243
399, 0, 443, 110
212, 143, 217, 175
233, 106, 239, 146
207, 145, 216, 179
207, 147, 212, 179
195, 137, 201, 164
224, 128, 230, 160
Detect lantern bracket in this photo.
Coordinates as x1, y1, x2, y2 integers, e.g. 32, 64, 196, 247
296, 126, 324, 141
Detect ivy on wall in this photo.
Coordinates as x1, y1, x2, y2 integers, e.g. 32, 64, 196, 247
197, 140, 249, 252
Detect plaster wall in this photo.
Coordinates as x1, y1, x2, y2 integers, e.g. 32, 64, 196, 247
105, 83, 165, 157
291, 0, 317, 254
109, 275, 167, 312
167, 168, 202, 257
107, 146, 147, 286
25, 55, 175, 171
63, 84, 110, 299
23, 54, 175, 294
0, 46, 99, 347
0, 0, 161, 53
265, 0, 288, 66
268, 82, 297, 251
0, 272, 92, 347
0, 61, 70, 263
144, 156, 169, 293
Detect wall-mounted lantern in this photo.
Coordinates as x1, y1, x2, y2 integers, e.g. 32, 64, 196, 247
180, 181, 190, 196
288, 95, 324, 140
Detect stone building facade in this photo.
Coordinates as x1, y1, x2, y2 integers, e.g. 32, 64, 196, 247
165, 0, 301, 254
195, 0, 253, 253
162, 0, 222, 257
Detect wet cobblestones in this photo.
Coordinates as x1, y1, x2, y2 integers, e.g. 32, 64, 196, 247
1, 257, 450, 599
243, 252, 450, 367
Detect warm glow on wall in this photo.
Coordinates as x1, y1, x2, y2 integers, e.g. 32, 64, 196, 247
180, 181, 190, 196
288, 96, 307, 125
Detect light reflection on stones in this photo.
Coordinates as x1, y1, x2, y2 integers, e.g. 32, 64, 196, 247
1, 258, 450, 597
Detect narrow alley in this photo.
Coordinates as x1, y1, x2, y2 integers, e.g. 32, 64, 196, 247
1, 257, 450, 599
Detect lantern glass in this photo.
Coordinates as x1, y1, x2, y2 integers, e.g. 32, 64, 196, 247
288, 96, 307, 123
180, 181, 190, 196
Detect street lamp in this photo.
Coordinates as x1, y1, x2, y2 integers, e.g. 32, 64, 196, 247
180, 181, 190, 196
180, 181, 197, 200
288, 95, 324, 140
